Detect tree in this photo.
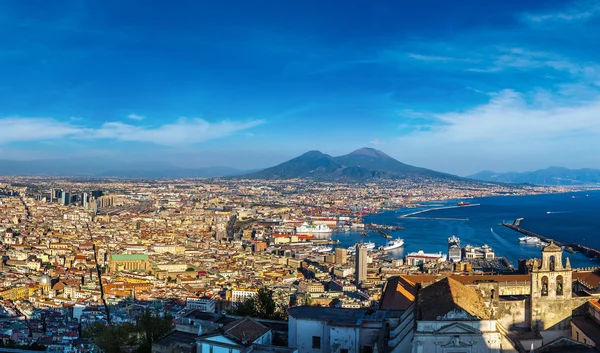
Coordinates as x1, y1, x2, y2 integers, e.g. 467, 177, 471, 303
232, 287, 287, 320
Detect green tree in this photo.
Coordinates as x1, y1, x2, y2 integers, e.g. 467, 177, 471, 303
232, 287, 287, 320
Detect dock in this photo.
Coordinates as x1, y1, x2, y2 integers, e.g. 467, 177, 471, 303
502, 220, 600, 260
377, 230, 392, 239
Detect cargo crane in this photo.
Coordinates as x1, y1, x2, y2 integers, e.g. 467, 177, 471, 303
86, 223, 111, 325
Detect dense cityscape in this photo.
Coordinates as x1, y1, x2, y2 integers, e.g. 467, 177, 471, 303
0, 176, 599, 352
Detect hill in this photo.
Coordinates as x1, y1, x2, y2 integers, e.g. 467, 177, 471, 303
241, 147, 460, 181
467, 167, 600, 186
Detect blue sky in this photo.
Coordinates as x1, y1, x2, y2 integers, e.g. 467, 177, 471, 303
1, 0, 600, 174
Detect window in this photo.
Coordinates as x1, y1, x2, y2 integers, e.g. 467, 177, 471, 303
312, 336, 321, 349
549, 255, 556, 271
490, 289, 495, 300
557, 275, 564, 296
541, 276, 548, 296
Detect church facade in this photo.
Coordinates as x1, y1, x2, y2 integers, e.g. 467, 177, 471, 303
384, 243, 600, 352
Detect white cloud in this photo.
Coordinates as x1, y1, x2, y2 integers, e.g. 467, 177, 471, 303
522, 1, 600, 23
0, 117, 265, 145
393, 89, 600, 173
127, 114, 145, 120
406, 53, 471, 62
369, 139, 385, 146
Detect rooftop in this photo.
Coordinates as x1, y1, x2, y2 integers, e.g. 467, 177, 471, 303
287, 306, 391, 324
418, 277, 489, 321
110, 254, 149, 261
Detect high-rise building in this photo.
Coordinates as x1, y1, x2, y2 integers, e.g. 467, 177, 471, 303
355, 243, 368, 286
60, 191, 71, 206
335, 248, 347, 265
82, 193, 89, 209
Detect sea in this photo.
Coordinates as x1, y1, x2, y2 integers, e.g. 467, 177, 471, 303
326, 190, 600, 269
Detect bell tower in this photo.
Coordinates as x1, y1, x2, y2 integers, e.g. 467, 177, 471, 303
530, 242, 572, 331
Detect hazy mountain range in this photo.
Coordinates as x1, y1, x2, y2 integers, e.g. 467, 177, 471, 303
467, 167, 600, 186
1, 150, 599, 185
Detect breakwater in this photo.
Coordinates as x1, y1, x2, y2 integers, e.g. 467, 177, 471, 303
502, 221, 600, 260
399, 203, 480, 219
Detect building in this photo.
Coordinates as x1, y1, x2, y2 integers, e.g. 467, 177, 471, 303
463, 244, 495, 260
570, 299, 600, 347
448, 236, 461, 262
109, 254, 152, 273
405, 250, 446, 266
288, 306, 391, 353
0, 285, 29, 301
186, 297, 217, 313
335, 248, 347, 265
384, 243, 600, 353
229, 288, 258, 306
60, 191, 70, 206
298, 281, 325, 294
355, 244, 368, 286
197, 317, 272, 353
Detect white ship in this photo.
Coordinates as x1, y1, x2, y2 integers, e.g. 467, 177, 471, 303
381, 238, 404, 251
296, 223, 332, 235
348, 242, 376, 253
519, 236, 542, 244
312, 246, 333, 253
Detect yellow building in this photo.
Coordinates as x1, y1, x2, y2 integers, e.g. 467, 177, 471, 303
0, 286, 29, 301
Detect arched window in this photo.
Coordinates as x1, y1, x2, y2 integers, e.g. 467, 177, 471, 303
549, 256, 556, 271
491, 289, 495, 300
557, 275, 564, 296
541, 276, 549, 296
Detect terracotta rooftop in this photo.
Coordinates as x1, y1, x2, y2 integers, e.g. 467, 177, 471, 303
418, 277, 490, 321
223, 317, 270, 344
379, 276, 416, 311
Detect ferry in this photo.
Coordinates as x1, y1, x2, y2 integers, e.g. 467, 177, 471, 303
347, 242, 376, 253
519, 236, 543, 244
312, 246, 333, 253
296, 223, 332, 235
381, 238, 404, 251
457, 201, 471, 206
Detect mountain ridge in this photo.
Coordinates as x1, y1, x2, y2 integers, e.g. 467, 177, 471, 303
467, 167, 600, 186
241, 147, 460, 181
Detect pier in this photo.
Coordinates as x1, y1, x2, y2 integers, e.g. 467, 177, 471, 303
502, 220, 600, 260
399, 203, 480, 219
377, 230, 392, 239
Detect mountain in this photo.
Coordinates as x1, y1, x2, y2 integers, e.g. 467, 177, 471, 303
468, 167, 600, 186
0, 159, 251, 178
242, 147, 460, 181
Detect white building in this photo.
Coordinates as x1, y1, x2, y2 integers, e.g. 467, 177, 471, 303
288, 306, 391, 353
186, 296, 216, 313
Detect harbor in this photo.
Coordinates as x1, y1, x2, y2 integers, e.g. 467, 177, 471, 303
502, 219, 600, 259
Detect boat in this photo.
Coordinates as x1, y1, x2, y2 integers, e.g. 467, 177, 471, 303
296, 223, 332, 235
347, 242, 376, 253
312, 246, 333, 253
519, 236, 542, 244
360, 231, 368, 236
381, 238, 404, 251
457, 201, 471, 206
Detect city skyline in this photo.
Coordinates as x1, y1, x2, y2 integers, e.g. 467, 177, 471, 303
2, 0, 600, 174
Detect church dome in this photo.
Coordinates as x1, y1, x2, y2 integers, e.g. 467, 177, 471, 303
40, 275, 51, 286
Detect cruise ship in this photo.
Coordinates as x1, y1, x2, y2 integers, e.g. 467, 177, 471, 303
448, 235, 462, 262
296, 223, 332, 235
381, 238, 404, 251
